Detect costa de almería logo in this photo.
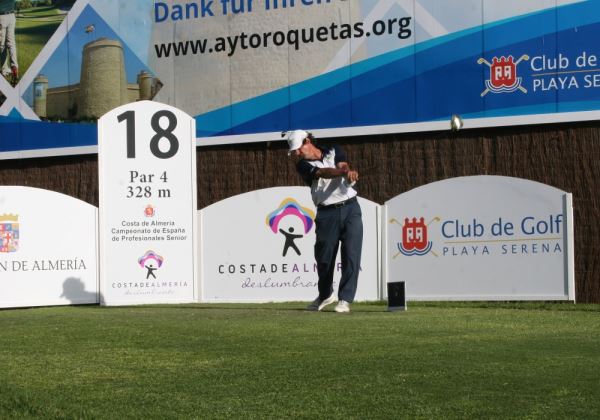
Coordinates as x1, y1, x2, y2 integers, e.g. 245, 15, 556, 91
266, 197, 315, 257
214, 196, 322, 291
138, 250, 164, 279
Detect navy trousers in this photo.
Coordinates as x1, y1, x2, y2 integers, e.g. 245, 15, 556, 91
314, 199, 363, 303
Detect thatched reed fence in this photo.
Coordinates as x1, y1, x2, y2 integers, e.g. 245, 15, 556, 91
1, 121, 598, 301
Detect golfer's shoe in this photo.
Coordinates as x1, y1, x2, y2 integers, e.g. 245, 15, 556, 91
335, 300, 351, 313
306, 293, 337, 311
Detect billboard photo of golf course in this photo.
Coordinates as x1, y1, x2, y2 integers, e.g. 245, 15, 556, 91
0, 1, 73, 109
16, 1, 74, 74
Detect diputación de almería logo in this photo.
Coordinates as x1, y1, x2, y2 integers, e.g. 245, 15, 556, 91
266, 197, 315, 257
0, 214, 19, 253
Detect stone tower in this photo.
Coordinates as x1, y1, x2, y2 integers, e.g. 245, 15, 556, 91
137, 70, 153, 101
33, 74, 48, 118
78, 38, 128, 118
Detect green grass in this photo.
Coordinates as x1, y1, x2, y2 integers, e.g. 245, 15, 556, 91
15, 6, 66, 76
0, 302, 599, 419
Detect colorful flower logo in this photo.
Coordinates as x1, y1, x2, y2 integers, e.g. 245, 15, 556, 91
266, 198, 315, 234
138, 250, 164, 279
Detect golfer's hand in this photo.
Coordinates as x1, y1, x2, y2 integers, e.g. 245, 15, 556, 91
346, 170, 359, 183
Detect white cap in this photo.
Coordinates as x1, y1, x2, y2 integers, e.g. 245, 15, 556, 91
284, 130, 309, 155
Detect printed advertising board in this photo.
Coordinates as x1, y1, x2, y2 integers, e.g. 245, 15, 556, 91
0, 186, 98, 308
98, 101, 197, 306
2, 0, 600, 159
199, 187, 380, 302
384, 176, 575, 301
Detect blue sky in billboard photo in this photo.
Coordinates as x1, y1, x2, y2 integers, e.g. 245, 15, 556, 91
90, 0, 153, 64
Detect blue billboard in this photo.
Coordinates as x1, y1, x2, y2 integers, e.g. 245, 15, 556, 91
1, 0, 599, 158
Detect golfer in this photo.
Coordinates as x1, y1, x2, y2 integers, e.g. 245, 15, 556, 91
0, 0, 18, 82
286, 130, 363, 313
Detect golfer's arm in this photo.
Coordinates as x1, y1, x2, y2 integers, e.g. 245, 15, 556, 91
314, 167, 348, 179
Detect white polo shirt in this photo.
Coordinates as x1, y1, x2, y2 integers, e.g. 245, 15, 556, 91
296, 144, 358, 207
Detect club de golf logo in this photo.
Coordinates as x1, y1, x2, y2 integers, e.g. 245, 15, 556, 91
390, 217, 439, 257
266, 198, 315, 257
0, 214, 19, 253
138, 250, 164, 279
478, 54, 529, 96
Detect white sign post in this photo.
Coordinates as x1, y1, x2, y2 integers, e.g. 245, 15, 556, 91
98, 101, 197, 305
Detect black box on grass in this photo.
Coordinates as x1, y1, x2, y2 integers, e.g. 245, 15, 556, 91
387, 281, 406, 311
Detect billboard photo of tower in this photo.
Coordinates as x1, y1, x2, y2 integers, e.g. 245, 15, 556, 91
23, 3, 160, 122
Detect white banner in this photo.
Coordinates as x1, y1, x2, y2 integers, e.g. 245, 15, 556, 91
98, 101, 197, 305
0, 186, 98, 308
199, 187, 380, 303
384, 176, 575, 301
